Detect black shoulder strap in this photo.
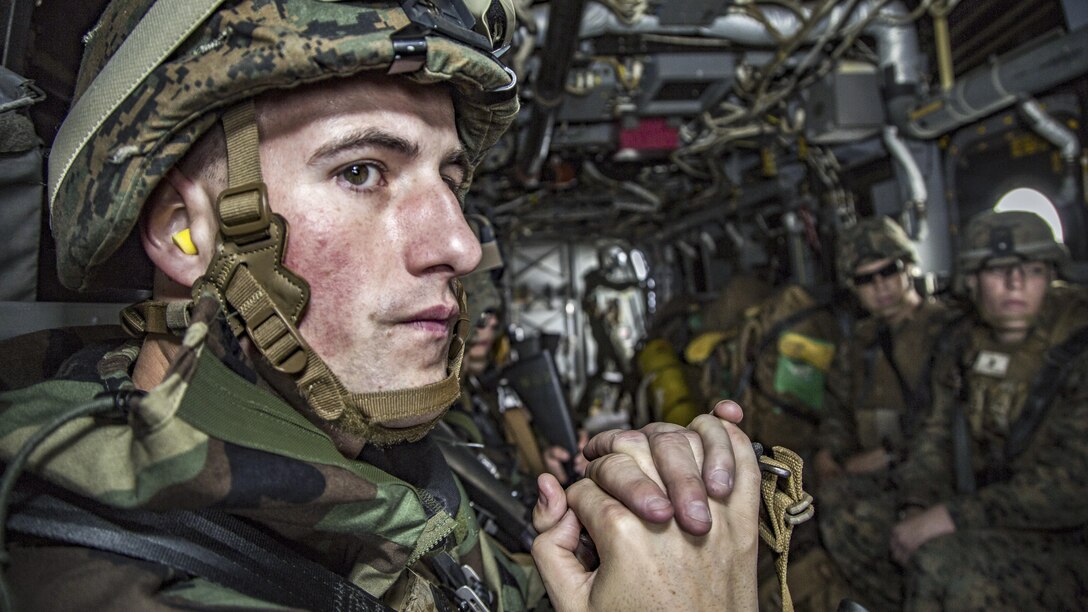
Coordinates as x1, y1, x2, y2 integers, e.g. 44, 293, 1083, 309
877, 312, 965, 442
6, 487, 391, 612
958, 324, 1088, 489
1003, 324, 1088, 462
733, 303, 828, 408
942, 322, 978, 494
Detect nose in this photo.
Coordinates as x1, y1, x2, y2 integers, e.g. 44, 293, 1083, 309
1004, 265, 1026, 288
404, 182, 482, 277
872, 271, 894, 291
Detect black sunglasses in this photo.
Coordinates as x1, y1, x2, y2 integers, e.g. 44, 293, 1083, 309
852, 259, 904, 286
474, 309, 498, 329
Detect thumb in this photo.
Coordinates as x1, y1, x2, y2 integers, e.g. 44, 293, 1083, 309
533, 474, 568, 532
531, 508, 593, 612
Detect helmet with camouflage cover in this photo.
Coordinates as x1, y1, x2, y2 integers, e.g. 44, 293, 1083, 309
51, 0, 517, 291
48, 0, 519, 445
957, 210, 1069, 275
836, 216, 917, 285
463, 212, 504, 331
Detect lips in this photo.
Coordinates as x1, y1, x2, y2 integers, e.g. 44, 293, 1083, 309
402, 304, 458, 336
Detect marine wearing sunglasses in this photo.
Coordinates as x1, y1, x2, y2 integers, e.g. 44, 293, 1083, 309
852, 258, 906, 286
851, 257, 920, 324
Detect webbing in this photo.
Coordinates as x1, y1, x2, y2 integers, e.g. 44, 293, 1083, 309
956, 323, 1088, 490
7, 488, 391, 611
48, 0, 225, 208
212, 101, 467, 443
757, 446, 813, 612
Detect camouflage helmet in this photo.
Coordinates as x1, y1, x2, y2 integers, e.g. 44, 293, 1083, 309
958, 210, 1069, 275
467, 213, 503, 274
463, 213, 503, 329
836, 216, 917, 284
49, 0, 519, 291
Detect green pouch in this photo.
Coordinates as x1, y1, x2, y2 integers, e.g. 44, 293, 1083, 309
772, 355, 827, 411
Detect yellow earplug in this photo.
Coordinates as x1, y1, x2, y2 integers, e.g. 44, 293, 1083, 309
171, 228, 199, 255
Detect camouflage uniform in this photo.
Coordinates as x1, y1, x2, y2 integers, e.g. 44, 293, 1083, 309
820, 216, 954, 467
0, 0, 544, 608
0, 295, 544, 609
820, 212, 1088, 610
819, 299, 955, 466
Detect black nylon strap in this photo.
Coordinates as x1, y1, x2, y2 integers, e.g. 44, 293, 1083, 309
876, 324, 920, 440
952, 385, 976, 494
1001, 324, 1088, 465
733, 304, 827, 425
7, 490, 390, 612
954, 324, 1088, 490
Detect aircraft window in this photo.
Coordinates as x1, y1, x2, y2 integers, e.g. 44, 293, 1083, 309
994, 187, 1064, 242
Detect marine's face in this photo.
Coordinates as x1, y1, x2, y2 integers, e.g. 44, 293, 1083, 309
851, 256, 913, 320
465, 311, 498, 376
972, 260, 1051, 335
257, 75, 480, 406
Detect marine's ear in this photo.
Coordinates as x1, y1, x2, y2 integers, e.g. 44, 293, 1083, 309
140, 167, 218, 290
963, 273, 978, 299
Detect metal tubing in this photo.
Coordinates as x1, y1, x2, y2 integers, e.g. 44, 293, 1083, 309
895, 26, 1088, 138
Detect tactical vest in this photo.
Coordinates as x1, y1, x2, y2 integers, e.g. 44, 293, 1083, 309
949, 285, 1088, 491
838, 299, 955, 456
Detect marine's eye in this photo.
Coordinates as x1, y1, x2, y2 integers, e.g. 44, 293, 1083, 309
339, 163, 382, 188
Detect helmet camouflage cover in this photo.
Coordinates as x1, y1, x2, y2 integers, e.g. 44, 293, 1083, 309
958, 210, 1069, 275
463, 213, 503, 329
50, 0, 519, 291
836, 215, 917, 284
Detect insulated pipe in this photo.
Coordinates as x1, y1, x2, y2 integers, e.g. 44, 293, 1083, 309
564, 0, 922, 86
883, 125, 928, 238
1020, 98, 1079, 163
893, 26, 1088, 139
1019, 99, 1082, 245
515, 0, 587, 184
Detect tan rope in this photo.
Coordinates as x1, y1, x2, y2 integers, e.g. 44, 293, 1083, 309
757, 446, 814, 612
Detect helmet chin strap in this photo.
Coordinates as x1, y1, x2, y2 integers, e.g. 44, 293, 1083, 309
192, 100, 465, 446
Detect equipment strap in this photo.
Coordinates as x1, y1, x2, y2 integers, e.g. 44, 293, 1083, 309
119, 300, 192, 336
875, 324, 920, 440
734, 304, 828, 425
955, 324, 1088, 491
48, 0, 225, 206
756, 445, 813, 612
7, 486, 391, 611
876, 313, 967, 445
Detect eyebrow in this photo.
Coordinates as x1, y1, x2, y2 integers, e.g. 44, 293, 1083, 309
308, 127, 471, 177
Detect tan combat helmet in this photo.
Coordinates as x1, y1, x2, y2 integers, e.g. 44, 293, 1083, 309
836, 215, 917, 285
48, 0, 519, 445
958, 210, 1069, 275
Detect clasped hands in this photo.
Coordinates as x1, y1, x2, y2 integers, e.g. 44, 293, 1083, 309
531, 401, 761, 611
